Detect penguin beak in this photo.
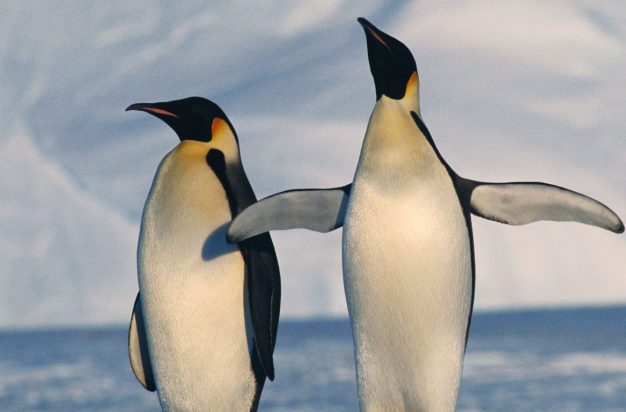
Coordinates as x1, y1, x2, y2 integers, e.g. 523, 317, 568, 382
126, 103, 180, 119
357, 17, 417, 101
358, 17, 391, 52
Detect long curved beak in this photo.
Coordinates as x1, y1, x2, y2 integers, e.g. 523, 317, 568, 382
357, 17, 391, 52
356, 17, 417, 101
125, 103, 179, 118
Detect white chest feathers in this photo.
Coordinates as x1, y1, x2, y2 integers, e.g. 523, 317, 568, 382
343, 99, 473, 411
138, 141, 255, 411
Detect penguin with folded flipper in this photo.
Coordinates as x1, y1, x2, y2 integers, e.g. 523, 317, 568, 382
228, 19, 623, 412
126, 97, 280, 412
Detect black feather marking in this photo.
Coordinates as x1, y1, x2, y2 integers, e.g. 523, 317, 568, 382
128, 294, 156, 392
206, 149, 281, 382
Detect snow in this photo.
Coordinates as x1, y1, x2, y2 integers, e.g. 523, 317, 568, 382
0, 124, 136, 328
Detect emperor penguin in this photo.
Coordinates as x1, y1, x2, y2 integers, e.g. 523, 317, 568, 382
126, 97, 281, 412
227, 18, 624, 411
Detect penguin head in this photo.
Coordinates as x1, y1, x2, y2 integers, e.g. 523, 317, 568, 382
127, 97, 242, 163
126, 97, 241, 159
358, 18, 419, 112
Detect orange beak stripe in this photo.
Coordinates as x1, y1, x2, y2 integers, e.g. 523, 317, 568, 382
367, 26, 391, 51
144, 107, 179, 118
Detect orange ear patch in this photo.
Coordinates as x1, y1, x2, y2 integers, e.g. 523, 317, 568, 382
404, 71, 419, 98
211, 118, 228, 140
144, 107, 179, 118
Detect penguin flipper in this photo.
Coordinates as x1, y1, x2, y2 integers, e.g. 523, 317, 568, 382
204, 150, 282, 380
128, 293, 156, 392
242, 233, 281, 381
228, 185, 351, 242
459, 179, 624, 233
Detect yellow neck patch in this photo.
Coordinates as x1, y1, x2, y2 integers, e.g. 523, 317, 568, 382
211, 118, 228, 141
404, 71, 419, 99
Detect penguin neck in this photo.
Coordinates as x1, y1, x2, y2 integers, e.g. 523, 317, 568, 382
400, 71, 420, 115
170, 139, 254, 217
356, 97, 435, 184
180, 124, 242, 166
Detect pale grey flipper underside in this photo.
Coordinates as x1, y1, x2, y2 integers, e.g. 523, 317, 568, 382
459, 179, 624, 233
128, 293, 156, 392
228, 185, 351, 243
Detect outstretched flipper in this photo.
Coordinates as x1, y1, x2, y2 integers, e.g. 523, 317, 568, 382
228, 185, 351, 243
457, 178, 624, 233
225, 184, 350, 378
128, 293, 156, 392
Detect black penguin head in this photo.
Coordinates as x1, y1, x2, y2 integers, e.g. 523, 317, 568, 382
358, 18, 418, 103
126, 97, 236, 144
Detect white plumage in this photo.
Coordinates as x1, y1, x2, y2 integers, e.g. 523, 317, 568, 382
138, 140, 255, 411
343, 98, 472, 411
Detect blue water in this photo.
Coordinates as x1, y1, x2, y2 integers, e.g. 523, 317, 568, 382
1, 306, 625, 411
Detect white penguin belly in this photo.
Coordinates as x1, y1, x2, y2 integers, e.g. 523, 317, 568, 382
343, 100, 473, 412
138, 142, 256, 411
344, 179, 472, 412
